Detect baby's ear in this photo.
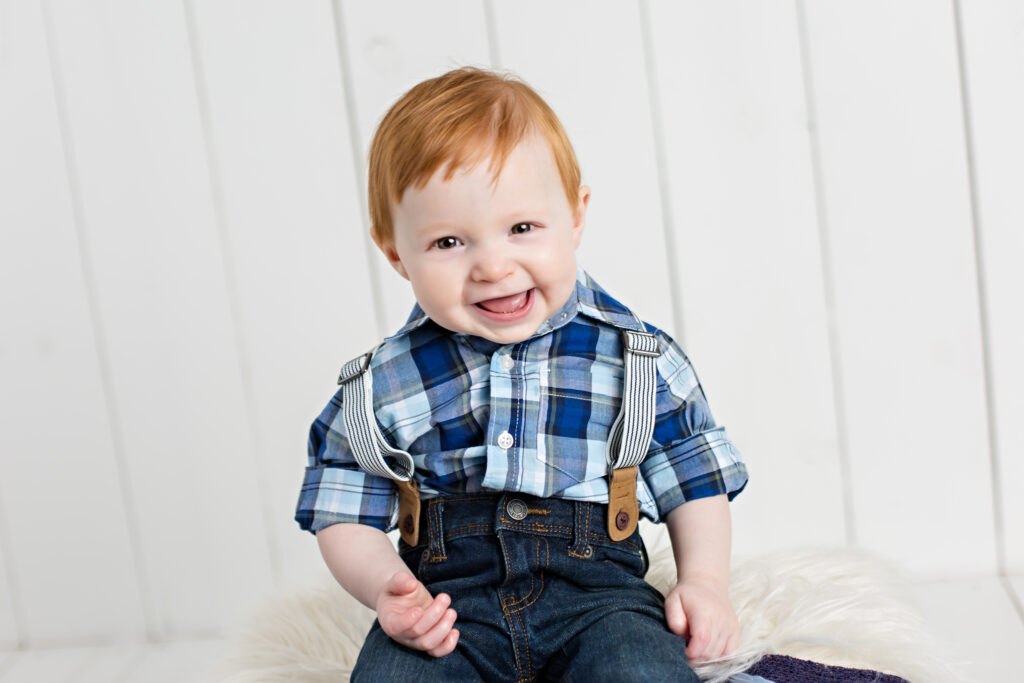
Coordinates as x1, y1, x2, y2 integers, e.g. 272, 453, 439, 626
383, 246, 409, 280
374, 232, 410, 280
572, 186, 591, 249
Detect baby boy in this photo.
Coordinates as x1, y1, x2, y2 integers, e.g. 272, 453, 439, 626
296, 67, 749, 681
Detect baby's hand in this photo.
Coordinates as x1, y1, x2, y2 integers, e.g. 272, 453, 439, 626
375, 571, 459, 657
664, 579, 739, 663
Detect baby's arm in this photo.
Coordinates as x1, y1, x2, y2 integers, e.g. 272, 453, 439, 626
316, 523, 459, 657
663, 494, 738, 662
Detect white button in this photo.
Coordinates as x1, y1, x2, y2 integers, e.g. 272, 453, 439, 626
499, 354, 514, 371
497, 431, 514, 450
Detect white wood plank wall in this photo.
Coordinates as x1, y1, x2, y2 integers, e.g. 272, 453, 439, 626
1, 0, 1020, 651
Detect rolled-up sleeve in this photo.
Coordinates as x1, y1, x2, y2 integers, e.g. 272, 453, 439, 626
294, 390, 398, 534
639, 331, 749, 519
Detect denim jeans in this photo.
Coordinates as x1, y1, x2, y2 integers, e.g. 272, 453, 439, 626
351, 493, 699, 682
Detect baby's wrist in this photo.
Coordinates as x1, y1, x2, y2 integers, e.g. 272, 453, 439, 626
675, 570, 729, 594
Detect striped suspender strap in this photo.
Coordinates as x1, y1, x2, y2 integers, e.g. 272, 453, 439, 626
337, 346, 421, 545
606, 325, 661, 541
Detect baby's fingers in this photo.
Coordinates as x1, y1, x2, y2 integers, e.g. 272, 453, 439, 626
685, 623, 711, 661
664, 594, 688, 638
725, 630, 739, 655
415, 607, 458, 656
427, 627, 460, 658
405, 593, 452, 639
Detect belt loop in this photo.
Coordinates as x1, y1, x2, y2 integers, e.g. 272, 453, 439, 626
428, 499, 446, 562
569, 501, 591, 558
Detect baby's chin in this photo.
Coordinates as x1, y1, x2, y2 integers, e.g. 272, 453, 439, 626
432, 313, 540, 345
458, 319, 539, 345
473, 327, 537, 345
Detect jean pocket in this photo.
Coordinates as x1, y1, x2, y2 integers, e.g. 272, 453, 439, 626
573, 540, 647, 583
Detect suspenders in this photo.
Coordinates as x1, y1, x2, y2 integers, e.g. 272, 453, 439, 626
606, 328, 661, 541
337, 346, 422, 546
337, 326, 661, 546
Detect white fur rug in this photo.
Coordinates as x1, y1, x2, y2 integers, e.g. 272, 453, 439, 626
215, 537, 963, 682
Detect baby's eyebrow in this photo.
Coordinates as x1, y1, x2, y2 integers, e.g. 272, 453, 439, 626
415, 221, 460, 235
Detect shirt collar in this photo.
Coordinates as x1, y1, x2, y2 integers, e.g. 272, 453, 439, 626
386, 266, 645, 344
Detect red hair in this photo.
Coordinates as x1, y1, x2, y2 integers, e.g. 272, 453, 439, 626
368, 67, 581, 248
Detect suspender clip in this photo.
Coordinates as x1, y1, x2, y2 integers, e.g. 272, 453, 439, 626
621, 329, 660, 357
338, 351, 374, 385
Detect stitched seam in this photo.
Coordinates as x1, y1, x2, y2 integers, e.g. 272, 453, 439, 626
499, 587, 523, 677
438, 494, 501, 503
588, 534, 639, 552
508, 538, 547, 613
496, 529, 526, 678
434, 504, 447, 560
584, 503, 590, 549
568, 502, 589, 558
499, 530, 512, 586
543, 389, 618, 405
515, 609, 532, 680
503, 520, 573, 534
446, 523, 493, 538
503, 563, 537, 609
429, 504, 447, 562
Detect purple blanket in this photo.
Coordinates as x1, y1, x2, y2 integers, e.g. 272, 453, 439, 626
745, 654, 910, 682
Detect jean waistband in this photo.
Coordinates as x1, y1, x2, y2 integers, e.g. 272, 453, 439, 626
414, 493, 640, 556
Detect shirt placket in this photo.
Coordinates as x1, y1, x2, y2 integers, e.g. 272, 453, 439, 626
482, 343, 526, 492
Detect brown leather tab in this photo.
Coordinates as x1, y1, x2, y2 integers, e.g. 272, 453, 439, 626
395, 478, 420, 546
607, 466, 639, 541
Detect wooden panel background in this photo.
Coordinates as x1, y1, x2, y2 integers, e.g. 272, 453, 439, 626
0, 0, 145, 646
800, 0, 995, 578
647, 0, 846, 556
1, 0, 1019, 647
957, 0, 1024, 574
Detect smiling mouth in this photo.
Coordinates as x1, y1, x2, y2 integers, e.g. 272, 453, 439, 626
474, 289, 534, 321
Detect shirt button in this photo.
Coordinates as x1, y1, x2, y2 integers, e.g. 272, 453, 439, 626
497, 431, 514, 450
499, 354, 514, 371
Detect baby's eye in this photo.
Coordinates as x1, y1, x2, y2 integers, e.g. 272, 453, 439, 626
434, 236, 462, 250
511, 223, 534, 235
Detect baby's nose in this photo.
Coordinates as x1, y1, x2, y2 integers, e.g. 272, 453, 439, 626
470, 246, 514, 281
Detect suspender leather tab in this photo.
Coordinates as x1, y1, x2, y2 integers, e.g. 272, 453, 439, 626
396, 478, 421, 546
607, 466, 639, 541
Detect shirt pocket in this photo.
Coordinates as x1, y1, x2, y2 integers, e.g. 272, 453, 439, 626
535, 355, 623, 486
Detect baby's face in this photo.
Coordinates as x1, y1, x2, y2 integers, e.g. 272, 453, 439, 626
384, 135, 589, 344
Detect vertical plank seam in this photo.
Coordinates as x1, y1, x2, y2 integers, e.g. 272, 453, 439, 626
180, 0, 283, 587
637, 0, 687, 345
793, 0, 857, 545
1001, 576, 1024, 624
483, 0, 502, 69
330, 0, 388, 340
39, 0, 157, 641
951, 0, 1006, 575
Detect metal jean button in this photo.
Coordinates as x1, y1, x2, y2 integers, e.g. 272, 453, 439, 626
506, 498, 528, 521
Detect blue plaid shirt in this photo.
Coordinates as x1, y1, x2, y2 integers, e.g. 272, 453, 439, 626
296, 270, 748, 534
